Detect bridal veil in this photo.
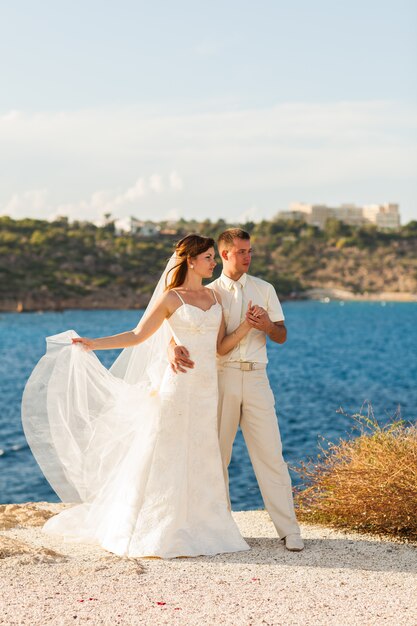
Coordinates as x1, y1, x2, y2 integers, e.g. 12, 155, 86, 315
21, 254, 178, 503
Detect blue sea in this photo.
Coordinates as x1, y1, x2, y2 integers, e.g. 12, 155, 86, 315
1, 301, 416, 510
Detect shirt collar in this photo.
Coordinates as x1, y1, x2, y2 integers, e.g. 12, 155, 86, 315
221, 271, 248, 290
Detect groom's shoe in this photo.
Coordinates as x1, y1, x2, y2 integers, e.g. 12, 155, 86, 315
283, 534, 304, 552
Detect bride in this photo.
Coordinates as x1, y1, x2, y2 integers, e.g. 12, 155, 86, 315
22, 234, 252, 558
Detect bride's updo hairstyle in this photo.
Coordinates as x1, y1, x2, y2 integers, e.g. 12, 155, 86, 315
165, 234, 215, 290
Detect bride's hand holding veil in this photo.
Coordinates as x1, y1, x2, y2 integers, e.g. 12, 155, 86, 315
72, 337, 95, 351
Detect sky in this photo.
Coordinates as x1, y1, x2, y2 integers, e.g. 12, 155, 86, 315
0, 0, 416, 224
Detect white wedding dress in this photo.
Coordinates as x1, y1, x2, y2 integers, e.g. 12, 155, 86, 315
22, 290, 249, 559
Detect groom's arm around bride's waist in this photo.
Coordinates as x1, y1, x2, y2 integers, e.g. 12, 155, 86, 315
168, 338, 195, 374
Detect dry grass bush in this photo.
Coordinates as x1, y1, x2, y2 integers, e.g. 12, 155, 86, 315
294, 405, 417, 540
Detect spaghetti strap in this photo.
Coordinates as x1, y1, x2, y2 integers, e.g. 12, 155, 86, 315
172, 289, 186, 305
211, 289, 218, 304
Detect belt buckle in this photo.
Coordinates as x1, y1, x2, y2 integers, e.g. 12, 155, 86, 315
241, 361, 254, 371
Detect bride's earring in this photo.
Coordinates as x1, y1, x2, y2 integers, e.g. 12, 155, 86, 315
190, 264, 194, 269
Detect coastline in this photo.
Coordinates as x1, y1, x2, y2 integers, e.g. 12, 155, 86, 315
304, 288, 417, 302
1, 502, 415, 625
1, 289, 417, 313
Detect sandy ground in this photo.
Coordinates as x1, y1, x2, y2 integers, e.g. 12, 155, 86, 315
0, 503, 416, 626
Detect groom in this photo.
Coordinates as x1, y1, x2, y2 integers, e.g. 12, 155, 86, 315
169, 228, 303, 551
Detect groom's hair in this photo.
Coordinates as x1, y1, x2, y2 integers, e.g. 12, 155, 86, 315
217, 228, 250, 251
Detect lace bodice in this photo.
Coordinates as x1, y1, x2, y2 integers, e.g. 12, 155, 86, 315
167, 296, 222, 375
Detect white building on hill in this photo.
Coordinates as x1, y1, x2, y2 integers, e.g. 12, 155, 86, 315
362, 204, 400, 230
277, 202, 401, 230
113, 217, 160, 237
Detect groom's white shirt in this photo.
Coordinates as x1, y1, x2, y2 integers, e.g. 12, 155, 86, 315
209, 272, 285, 365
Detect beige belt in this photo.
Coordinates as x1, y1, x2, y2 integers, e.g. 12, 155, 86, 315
222, 361, 266, 371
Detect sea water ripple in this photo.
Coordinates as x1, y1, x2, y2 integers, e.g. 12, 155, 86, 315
0, 301, 416, 509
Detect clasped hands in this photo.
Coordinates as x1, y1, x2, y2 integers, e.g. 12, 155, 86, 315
245, 302, 272, 333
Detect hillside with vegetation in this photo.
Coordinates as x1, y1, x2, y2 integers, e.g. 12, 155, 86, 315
0, 215, 417, 311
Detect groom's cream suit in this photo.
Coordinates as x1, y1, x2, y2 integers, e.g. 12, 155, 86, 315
210, 271, 300, 539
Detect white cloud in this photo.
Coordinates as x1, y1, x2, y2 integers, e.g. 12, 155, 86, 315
149, 175, 163, 193
123, 178, 146, 202
0, 101, 416, 222
1, 110, 21, 123
1, 174, 183, 221
90, 190, 114, 209
169, 171, 183, 191
3, 189, 49, 218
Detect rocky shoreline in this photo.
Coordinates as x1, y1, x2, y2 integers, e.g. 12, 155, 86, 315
0, 292, 150, 313
1, 502, 416, 625
1, 289, 417, 313
304, 288, 417, 302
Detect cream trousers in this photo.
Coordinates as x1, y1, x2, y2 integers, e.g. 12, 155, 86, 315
217, 366, 300, 538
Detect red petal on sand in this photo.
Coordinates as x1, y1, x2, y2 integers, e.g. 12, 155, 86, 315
157, 602, 166, 606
